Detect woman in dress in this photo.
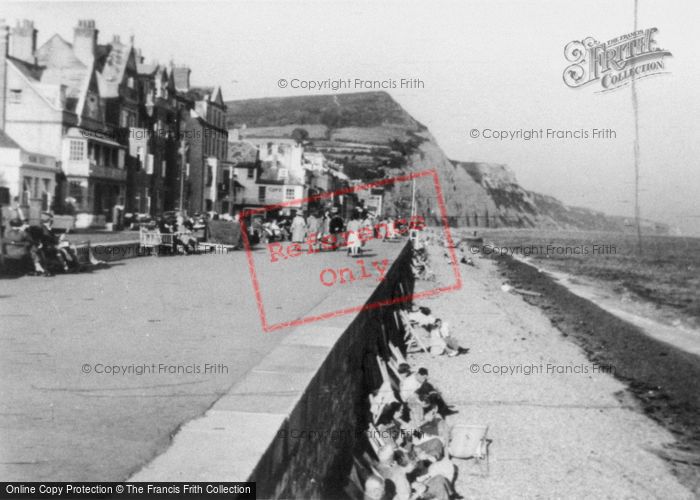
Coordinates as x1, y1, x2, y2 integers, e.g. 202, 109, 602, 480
345, 213, 362, 257
290, 211, 307, 243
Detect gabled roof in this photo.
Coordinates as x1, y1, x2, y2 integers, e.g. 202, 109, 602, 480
34, 33, 92, 113
35, 34, 84, 69
97, 39, 136, 98
227, 141, 258, 166
186, 86, 214, 102
211, 86, 224, 106
6, 55, 45, 81
0, 129, 21, 149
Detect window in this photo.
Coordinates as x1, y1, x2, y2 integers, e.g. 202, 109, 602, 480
185, 162, 190, 178
267, 143, 273, 155
146, 154, 154, 175
69, 140, 85, 161
205, 199, 213, 211
127, 76, 134, 89
285, 188, 295, 200
247, 168, 254, 179
9, 89, 22, 104
136, 146, 144, 170
69, 181, 83, 205
258, 186, 266, 202
161, 160, 167, 178
206, 165, 213, 187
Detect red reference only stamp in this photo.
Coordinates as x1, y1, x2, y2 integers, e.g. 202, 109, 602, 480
240, 170, 461, 331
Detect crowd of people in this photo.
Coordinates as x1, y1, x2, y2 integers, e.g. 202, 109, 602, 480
357, 347, 464, 499
262, 205, 408, 256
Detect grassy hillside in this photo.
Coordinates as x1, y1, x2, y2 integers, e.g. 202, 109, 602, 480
225, 92, 667, 232
227, 91, 425, 131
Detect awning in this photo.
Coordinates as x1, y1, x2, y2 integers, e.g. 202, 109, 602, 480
233, 180, 245, 189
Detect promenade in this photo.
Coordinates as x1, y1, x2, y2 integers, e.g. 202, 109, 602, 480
0, 240, 403, 482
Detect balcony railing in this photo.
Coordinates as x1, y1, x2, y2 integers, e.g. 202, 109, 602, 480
62, 159, 126, 182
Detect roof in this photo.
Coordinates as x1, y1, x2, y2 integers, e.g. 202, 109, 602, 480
137, 62, 158, 75
6, 55, 45, 81
258, 160, 305, 185
186, 86, 215, 102
227, 141, 258, 166
33, 33, 92, 112
0, 129, 21, 149
98, 40, 133, 97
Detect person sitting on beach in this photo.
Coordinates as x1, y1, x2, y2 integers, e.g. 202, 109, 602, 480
375, 445, 414, 500
363, 474, 386, 500
411, 446, 456, 500
407, 306, 437, 329
397, 364, 423, 403
376, 402, 415, 448
414, 368, 455, 418
427, 319, 469, 358
411, 248, 435, 281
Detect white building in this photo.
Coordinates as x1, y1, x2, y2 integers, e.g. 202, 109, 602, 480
245, 138, 304, 184
0, 129, 58, 222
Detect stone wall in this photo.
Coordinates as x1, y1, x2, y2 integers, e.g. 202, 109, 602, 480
250, 243, 414, 499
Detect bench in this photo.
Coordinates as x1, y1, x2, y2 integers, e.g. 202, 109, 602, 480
139, 228, 196, 255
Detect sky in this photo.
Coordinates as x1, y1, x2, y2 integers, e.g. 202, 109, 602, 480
4, 0, 699, 234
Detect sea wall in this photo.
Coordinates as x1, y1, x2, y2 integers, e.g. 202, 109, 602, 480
129, 242, 415, 498
250, 242, 414, 498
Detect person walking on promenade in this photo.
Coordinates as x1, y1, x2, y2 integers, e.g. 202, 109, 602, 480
329, 207, 345, 250
306, 211, 321, 248
290, 210, 306, 243
321, 210, 331, 240
346, 212, 363, 257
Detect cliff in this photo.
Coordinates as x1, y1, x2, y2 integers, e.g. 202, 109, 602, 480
226, 92, 668, 233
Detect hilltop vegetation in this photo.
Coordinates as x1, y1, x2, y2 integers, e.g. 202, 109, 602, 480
226, 92, 668, 233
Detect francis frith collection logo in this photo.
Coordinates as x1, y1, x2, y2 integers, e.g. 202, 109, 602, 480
563, 28, 672, 92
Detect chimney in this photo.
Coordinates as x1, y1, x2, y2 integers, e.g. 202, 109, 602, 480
0, 20, 8, 130
73, 19, 98, 66
9, 19, 36, 65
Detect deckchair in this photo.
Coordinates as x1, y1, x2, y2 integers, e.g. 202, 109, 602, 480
387, 342, 407, 380
448, 424, 491, 477
399, 310, 429, 354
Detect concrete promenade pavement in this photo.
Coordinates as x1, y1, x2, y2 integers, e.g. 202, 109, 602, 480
0, 239, 404, 481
